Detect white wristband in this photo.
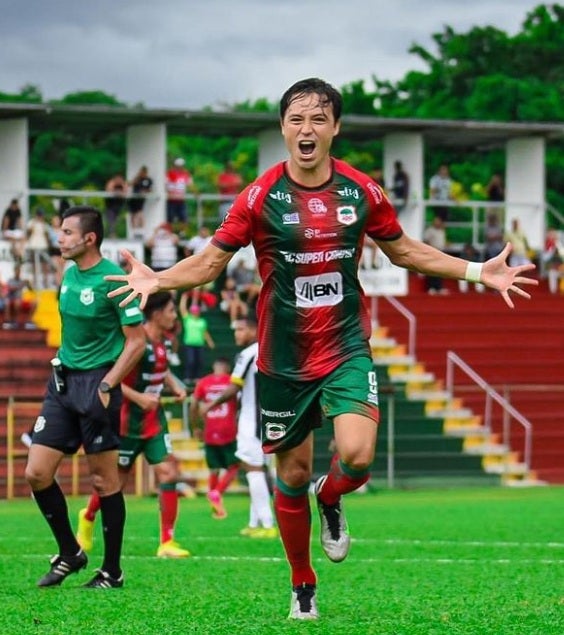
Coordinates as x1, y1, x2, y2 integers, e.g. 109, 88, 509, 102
465, 261, 483, 283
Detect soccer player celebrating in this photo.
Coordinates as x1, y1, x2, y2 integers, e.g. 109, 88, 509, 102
77, 291, 190, 558
105, 78, 537, 618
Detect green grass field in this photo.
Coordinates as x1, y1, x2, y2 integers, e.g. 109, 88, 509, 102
1, 487, 563, 634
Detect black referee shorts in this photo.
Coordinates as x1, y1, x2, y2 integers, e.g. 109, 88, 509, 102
32, 365, 122, 455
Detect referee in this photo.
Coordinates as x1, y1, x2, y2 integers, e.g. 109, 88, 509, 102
25, 205, 145, 588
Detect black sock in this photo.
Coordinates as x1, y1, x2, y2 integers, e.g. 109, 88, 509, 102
33, 481, 80, 557
99, 491, 126, 579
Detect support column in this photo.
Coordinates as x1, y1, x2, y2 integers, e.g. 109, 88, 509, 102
383, 132, 425, 240
505, 137, 545, 249
0, 118, 28, 215
126, 123, 167, 238
258, 127, 286, 173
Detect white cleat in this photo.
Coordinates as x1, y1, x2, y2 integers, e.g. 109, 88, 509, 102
288, 584, 318, 620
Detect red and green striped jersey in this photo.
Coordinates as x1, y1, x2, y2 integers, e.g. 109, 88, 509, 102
212, 158, 402, 381
120, 337, 170, 439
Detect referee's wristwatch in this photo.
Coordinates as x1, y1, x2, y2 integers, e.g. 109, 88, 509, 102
99, 381, 112, 393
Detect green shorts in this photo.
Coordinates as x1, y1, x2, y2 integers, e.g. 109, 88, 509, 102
204, 441, 239, 470
118, 429, 173, 470
258, 355, 379, 454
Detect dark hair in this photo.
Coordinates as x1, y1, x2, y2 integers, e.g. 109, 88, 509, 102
143, 291, 174, 319
279, 78, 342, 122
62, 205, 104, 248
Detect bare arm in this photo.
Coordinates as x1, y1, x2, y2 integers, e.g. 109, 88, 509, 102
106, 242, 234, 309
200, 382, 240, 417
100, 323, 146, 390
377, 233, 538, 309
164, 370, 187, 401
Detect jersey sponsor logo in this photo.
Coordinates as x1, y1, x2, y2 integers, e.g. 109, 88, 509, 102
261, 408, 296, 418
80, 288, 94, 305
269, 190, 292, 203
337, 186, 360, 200
367, 182, 384, 204
295, 272, 343, 308
281, 248, 355, 265
282, 213, 300, 225
308, 198, 327, 215
264, 422, 287, 441
336, 205, 357, 226
34, 415, 46, 433
304, 228, 337, 239
247, 185, 262, 208
367, 370, 379, 404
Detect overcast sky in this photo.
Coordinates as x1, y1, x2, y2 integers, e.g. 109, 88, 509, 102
0, 0, 546, 110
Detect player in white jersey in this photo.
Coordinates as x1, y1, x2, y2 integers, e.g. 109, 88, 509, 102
201, 316, 277, 538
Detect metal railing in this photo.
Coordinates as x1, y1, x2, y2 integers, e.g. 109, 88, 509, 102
445, 351, 533, 471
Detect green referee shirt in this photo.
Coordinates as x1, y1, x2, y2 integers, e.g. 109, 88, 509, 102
58, 258, 143, 370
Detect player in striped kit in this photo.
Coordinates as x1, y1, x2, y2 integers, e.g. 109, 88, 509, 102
107, 78, 537, 619
77, 291, 190, 559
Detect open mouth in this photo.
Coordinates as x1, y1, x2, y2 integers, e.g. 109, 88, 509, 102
298, 140, 316, 156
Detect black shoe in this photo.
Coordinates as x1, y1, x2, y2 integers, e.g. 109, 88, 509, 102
83, 568, 124, 589
288, 583, 318, 620
314, 476, 350, 562
37, 550, 88, 587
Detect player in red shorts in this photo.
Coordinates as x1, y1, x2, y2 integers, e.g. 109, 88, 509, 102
106, 78, 537, 619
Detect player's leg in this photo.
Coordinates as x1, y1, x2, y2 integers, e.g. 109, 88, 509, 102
148, 431, 190, 558
25, 388, 88, 587
214, 442, 240, 497
204, 445, 228, 519
315, 357, 379, 562
26, 443, 88, 586
275, 437, 318, 620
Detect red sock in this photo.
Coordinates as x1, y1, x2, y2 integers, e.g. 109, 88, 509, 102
318, 458, 369, 506
209, 472, 219, 491
274, 487, 316, 587
159, 486, 178, 544
85, 492, 101, 521
216, 464, 239, 494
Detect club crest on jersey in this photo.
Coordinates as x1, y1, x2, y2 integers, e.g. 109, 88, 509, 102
80, 288, 94, 305
336, 205, 357, 226
308, 198, 327, 215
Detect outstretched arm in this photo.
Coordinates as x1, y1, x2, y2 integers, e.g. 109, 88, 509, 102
106, 242, 234, 308
377, 234, 538, 309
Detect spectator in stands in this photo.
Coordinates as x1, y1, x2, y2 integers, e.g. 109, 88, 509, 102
47, 215, 64, 289
105, 173, 128, 238
391, 160, 410, 214
76, 291, 190, 558
429, 163, 453, 221
3, 263, 36, 329
504, 218, 532, 267
219, 276, 249, 323
2, 198, 25, 262
127, 166, 153, 239
371, 167, 386, 190
200, 316, 277, 538
486, 172, 505, 221
217, 161, 244, 220
542, 228, 564, 294
483, 213, 505, 261
0, 275, 7, 326
423, 216, 449, 294
183, 225, 212, 257
179, 295, 215, 384
26, 208, 53, 289
166, 158, 193, 227
181, 286, 218, 312
231, 260, 261, 308
190, 357, 239, 519
146, 222, 180, 272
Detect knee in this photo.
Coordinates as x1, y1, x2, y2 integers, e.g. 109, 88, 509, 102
25, 463, 51, 490
338, 450, 374, 473
278, 461, 311, 489
90, 471, 120, 496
